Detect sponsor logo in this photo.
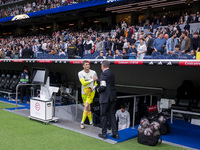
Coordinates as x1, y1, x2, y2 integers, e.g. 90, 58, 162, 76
35, 102, 40, 111
12, 60, 24, 63
157, 61, 163, 65
149, 61, 154, 65
37, 60, 52, 63
114, 61, 143, 65
179, 61, 200, 66
167, 62, 172, 65
12, 14, 29, 21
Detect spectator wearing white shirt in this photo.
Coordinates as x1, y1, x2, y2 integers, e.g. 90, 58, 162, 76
137, 38, 147, 59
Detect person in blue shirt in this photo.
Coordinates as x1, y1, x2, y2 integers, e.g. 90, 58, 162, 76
153, 33, 166, 54
166, 32, 179, 54
19, 66, 30, 104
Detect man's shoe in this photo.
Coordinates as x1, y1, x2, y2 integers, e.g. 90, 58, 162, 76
98, 134, 107, 139
19, 101, 23, 104
80, 123, 85, 129
26, 101, 30, 104
110, 134, 119, 139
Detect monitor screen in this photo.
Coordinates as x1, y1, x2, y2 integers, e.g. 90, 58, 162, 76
31, 68, 49, 84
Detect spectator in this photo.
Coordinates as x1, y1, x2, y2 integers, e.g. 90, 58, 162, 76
174, 45, 182, 57
77, 37, 84, 58
179, 31, 191, 54
96, 51, 105, 59
59, 48, 66, 56
67, 40, 77, 59
111, 37, 117, 51
105, 36, 112, 51
95, 36, 103, 52
116, 36, 124, 50
22, 44, 33, 58
195, 12, 200, 22
184, 22, 190, 31
191, 32, 200, 51
129, 34, 136, 45
113, 50, 121, 59
137, 38, 147, 59
166, 31, 179, 54
121, 21, 127, 29
128, 44, 137, 55
106, 49, 113, 57
123, 38, 129, 49
84, 36, 94, 55
153, 33, 166, 54
121, 48, 129, 59
146, 33, 155, 55
190, 50, 196, 59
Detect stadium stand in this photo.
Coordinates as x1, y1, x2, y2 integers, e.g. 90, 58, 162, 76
0, 0, 199, 60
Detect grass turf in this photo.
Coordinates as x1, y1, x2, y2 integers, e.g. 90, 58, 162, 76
0, 102, 184, 150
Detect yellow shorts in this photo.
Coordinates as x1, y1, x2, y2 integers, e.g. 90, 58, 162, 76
81, 91, 95, 105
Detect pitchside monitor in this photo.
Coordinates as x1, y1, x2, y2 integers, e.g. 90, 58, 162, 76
31, 68, 49, 84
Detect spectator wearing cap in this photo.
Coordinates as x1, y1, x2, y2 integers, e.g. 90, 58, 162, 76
95, 36, 104, 52
179, 31, 191, 54
153, 33, 166, 55
166, 31, 179, 54
191, 32, 200, 51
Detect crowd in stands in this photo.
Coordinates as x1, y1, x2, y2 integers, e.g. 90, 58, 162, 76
0, 0, 21, 5
0, 0, 83, 18
0, 9, 200, 59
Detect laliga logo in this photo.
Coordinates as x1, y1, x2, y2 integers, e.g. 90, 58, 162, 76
107, 0, 118, 3
11, 14, 29, 21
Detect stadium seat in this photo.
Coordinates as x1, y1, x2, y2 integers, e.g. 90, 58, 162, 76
154, 55, 166, 59
151, 52, 161, 58
115, 55, 123, 59
185, 55, 193, 59
97, 56, 104, 59
59, 54, 66, 59
143, 55, 152, 59
168, 54, 178, 59
0, 73, 10, 89
106, 56, 113, 59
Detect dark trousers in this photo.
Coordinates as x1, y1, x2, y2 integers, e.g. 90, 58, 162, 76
147, 47, 154, 55
100, 101, 118, 135
20, 86, 29, 102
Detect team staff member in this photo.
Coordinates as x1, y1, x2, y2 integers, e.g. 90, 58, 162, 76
19, 66, 30, 104
67, 40, 78, 59
98, 60, 119, 139
78, 60, 98, 129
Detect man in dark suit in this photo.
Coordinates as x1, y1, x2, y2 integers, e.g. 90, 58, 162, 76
22, 44, 33, 59
98, 60, 119, 139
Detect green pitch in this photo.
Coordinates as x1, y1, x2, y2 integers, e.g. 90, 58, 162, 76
0, 102, 184, 150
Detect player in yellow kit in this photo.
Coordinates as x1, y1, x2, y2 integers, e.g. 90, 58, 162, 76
78, 60, 98, 129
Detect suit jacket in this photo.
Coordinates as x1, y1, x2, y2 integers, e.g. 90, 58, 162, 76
22, 48, 33, 58
98, 69, 117, 104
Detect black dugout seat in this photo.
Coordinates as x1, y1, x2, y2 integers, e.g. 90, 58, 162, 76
191, 87, 200, 113
171, 80, 194, 111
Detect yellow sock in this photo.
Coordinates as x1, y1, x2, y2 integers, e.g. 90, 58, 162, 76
88, 111, 92, 122
81, 110, 88, 123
